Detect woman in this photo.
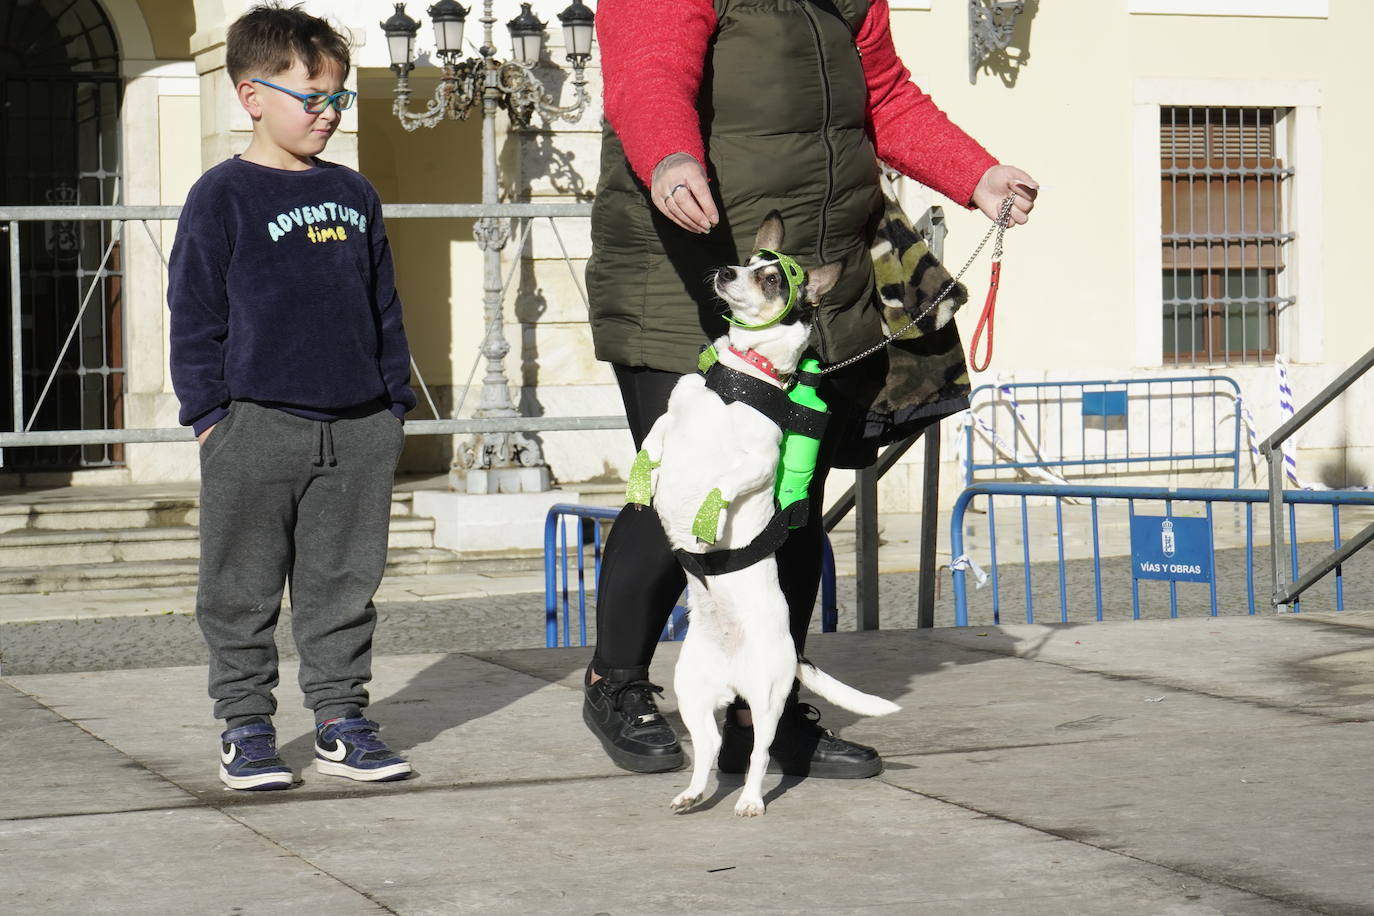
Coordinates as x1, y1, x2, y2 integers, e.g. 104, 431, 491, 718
582, 0, 1037, 777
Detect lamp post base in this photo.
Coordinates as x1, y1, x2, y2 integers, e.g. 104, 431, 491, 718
414, 486, 578, 552
453, 464, 551, 495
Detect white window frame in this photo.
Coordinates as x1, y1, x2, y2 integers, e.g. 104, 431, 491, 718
1132, 79, 1322, 367
1128, 1, 1327, 17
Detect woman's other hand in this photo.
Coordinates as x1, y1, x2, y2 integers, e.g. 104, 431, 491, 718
972, 164, 1038, 227
652, 152, 718, 234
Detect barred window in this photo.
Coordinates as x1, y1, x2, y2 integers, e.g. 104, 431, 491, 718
1161, 107, 1296, 365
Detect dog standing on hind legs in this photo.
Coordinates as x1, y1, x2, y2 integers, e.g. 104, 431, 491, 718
632, 212, 900, 817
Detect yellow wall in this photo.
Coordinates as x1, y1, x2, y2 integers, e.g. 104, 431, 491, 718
136, 0, 195, 59
356, 73, 485, 395
889, 1, 1374, 371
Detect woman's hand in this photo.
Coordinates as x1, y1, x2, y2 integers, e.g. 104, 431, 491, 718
971, 164, 1039, 227
652, 152, 718, 234
197, 425, 215, 445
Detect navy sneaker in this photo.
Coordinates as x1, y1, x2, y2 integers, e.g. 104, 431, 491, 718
219, 721, 294, 791
314, 717, 412, 782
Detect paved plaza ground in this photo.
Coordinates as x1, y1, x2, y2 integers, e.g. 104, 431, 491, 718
5, 612, 1374, 914
3, 508, 1373, 914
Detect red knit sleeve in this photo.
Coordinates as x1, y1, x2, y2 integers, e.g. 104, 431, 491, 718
597, 0, 716, 186
859, 0, 998, 208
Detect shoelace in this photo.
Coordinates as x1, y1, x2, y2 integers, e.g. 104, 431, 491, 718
330, 719, 387, 751
236, 734, 280, 761
792, 703, 835, 737
611, 680, 666, 726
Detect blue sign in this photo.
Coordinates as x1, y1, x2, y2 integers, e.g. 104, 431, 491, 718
1082, 390, 1128, 417
1130, 514, 1213, 583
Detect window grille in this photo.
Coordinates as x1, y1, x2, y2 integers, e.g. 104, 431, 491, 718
1, 0, 124, 469
1161, 107, 1296, 366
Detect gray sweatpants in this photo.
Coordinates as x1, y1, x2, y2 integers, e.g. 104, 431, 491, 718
195, 401, 405, 723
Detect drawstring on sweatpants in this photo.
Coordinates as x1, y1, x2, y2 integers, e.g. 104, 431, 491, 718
313, 421, 337, 467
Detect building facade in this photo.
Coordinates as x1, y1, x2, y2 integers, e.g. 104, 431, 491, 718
1, 0, 1368, 507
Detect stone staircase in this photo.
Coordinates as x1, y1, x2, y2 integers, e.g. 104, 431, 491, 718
0, 479, 472, 594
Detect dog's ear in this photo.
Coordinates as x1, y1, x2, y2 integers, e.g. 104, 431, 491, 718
805, 261, 843, 302
753, 210, 785, 253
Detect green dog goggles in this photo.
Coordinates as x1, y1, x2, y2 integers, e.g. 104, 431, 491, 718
723, 248, 807, 330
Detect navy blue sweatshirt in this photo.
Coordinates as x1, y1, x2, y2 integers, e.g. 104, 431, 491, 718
168, 157, 416, 434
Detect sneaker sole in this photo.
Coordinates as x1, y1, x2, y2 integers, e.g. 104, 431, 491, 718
582, 704, 685, 773
219, 765, 294, 790
314, 758, 413, 782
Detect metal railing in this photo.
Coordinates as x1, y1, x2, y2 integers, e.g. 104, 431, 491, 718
0, 202, 605, 456
1262, 345, 1374, 609
964, 376, 1244, 489
3, 201, 948, 632
543, 503, 839, 648
949, 482, 1374, 627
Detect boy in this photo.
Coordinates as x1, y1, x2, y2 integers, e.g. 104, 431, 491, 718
168, 3, 417, 790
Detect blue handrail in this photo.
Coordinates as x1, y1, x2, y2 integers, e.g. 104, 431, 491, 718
544, 504, 619, 648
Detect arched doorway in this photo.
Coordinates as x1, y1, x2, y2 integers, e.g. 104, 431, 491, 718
1, 0, 123, 469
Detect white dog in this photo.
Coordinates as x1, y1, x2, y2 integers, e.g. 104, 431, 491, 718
635, 212, 900, 817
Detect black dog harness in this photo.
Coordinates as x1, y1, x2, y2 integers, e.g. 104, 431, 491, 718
672, 358, 830, 579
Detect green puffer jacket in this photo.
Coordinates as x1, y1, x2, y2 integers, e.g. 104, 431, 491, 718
586, 0, 883, 375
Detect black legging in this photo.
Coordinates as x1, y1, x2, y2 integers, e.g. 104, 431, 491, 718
592, 363, 843, 682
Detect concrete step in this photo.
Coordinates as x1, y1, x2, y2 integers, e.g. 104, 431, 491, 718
0, 517, 436, 568
0, 547, 476, 595
0, 496, 200, 534
0, 490, 416, 534
573, 482, 625, 509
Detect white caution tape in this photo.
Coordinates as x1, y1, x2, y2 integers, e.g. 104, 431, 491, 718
1272, 356, 1334, 491
960, 410, 1079, 490
1231, 393, 1265, 484
1274, 354, 1306, 488
949, 553, 989, 589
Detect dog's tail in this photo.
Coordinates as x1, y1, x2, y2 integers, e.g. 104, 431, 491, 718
796, 657, 901, 717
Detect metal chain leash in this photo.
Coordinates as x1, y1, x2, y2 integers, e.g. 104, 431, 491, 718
819, 195, 1015, 376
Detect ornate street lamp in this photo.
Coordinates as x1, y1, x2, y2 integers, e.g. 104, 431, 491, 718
558, 0, 595, 62
379, 2, 596, 493
428, 0, 468, 59
382, 0, 593, 129
381, 4, 420, 76
506, 3, 545, 66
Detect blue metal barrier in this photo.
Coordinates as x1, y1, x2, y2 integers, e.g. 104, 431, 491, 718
949, 483, 1374, 627
964, 377, 1243, 489
544, 503, 839, 648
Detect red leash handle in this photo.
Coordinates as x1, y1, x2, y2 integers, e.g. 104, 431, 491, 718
968, 260, 1000, 373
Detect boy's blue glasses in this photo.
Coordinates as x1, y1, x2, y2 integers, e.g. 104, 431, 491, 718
251, 79, 357, 114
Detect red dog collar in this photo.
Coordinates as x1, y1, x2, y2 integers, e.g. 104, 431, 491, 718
728, 345, 783, 382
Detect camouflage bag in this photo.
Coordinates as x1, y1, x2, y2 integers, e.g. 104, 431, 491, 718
840, 182, 973, 464
871, 185, 969, 336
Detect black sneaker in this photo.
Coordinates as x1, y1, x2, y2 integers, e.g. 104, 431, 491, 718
718, 699, 882, 779
582, 668, 684, 773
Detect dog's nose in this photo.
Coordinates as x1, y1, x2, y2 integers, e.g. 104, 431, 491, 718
718, 266, 736, 283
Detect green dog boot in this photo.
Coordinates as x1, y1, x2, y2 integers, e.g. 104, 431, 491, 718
692, 488, 729, 544
624, 449, 659, 506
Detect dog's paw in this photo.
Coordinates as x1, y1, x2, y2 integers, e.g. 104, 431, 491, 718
670, 791, 703, 813
733, 796, 766, 818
